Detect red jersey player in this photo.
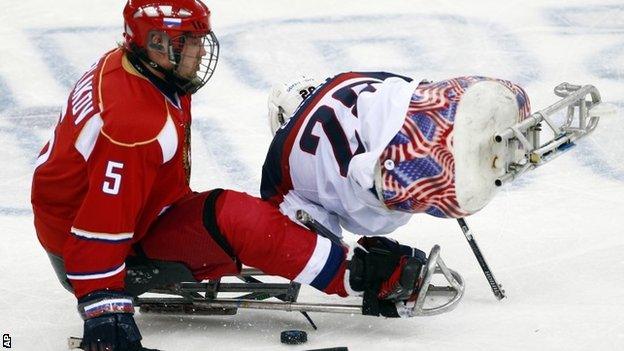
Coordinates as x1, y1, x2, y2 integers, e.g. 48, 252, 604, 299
31, 1, 427, 350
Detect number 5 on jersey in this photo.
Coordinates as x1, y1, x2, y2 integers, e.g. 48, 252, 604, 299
103, 161, 124, 195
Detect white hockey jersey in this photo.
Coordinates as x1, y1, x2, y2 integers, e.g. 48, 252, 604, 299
261, 72, 418, 236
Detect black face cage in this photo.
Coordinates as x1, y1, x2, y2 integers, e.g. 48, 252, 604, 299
168, 32, 219, 94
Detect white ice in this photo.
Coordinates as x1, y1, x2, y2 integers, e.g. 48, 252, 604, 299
1, 0, 623, 350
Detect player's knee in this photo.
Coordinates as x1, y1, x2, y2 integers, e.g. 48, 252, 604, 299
202, 188, 290, 255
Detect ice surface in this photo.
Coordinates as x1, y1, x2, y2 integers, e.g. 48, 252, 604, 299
1, 0, 623, 350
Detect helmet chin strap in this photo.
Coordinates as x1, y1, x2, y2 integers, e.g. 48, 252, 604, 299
128, 43, 199, 95
147, 57, 199, 94
150, 58, 202, 94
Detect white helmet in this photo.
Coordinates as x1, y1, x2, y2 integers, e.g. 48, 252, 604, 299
267, 76, 322, 135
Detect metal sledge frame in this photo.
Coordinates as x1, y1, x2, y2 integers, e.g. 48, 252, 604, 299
494, 83, 601, 186
131, 209, 464, 322
138, 267, 302, 316
135, 246, 464, 318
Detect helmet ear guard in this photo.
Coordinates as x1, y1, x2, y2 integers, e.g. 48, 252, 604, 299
146, 30, 168, 54
145, 30, 186, 66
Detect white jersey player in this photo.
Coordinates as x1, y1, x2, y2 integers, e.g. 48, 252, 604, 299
261, 72, 530, 237
262, 72, 416, 236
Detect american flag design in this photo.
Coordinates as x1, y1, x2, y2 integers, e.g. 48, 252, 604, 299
378, 76, 530, 218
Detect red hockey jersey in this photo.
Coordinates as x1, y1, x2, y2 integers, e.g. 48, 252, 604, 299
31, 48, 193, 298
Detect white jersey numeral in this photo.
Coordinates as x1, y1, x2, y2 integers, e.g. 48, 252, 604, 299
102, 161, 124, 195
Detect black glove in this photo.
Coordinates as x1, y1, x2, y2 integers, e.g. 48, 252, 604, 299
349, 237, 427, 318
356, 236, 426, 262
78, 290, 157, 351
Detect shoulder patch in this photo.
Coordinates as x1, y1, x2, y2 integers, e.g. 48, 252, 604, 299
157, 116, 178, 163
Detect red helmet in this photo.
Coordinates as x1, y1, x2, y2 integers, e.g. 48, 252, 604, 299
123, 0, 211, 50
122, 0, 219, 93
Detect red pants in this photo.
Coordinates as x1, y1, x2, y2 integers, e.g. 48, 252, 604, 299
140, 189, 348, 296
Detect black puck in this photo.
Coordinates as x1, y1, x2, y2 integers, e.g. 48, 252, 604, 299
280, 330, 308, 344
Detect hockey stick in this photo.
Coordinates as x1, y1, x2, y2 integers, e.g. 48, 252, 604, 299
67, 337, 159, 350
457, 218, 506, 300
296, 210, 344, 247
237, 273, 318, 330
69, 336, 348, 351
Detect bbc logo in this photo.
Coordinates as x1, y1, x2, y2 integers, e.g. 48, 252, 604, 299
2, 334, 10, 348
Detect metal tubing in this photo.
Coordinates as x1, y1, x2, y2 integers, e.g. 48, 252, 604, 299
240, 268, 265, 275
179, 282, 295, 293
139, 297, 364, 314
138, 285, 462, 317
495, 162, 531, 187
495, 84, 600, 143
493, 83, 602, 187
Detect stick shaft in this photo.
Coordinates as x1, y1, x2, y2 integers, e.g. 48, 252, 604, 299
457, 218, 506, 300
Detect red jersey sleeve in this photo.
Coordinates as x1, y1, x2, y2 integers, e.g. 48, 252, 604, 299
63, 128, 163, 298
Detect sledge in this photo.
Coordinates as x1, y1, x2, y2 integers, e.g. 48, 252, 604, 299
132, 248, 464, 321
